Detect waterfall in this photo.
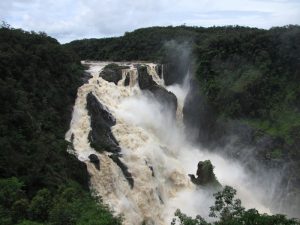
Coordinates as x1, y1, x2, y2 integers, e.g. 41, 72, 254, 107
66, 61, 272, 225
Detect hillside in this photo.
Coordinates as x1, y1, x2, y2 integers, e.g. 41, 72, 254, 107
0, 25, 121, 225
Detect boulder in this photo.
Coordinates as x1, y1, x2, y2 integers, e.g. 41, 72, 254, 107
189, 160, 221, 187
100, 63, 129, 85
89, 154, 100, 170
86, 92, 121, 154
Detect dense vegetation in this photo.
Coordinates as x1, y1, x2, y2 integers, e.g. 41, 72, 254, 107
65, 26, 200, 61
195, 25, 300, 144
0, 25, 121, 224
172, 186, 299, 225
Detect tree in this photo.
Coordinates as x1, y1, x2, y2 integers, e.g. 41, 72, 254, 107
172, 186, 299, 225
209, 186, 244, 222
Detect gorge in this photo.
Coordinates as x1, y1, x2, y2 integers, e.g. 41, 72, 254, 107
66, 61, 282, 225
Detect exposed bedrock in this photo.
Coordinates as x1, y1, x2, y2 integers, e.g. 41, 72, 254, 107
163, 62, 189, 85
124, 72, 130, 86
99, 63, 129, 84
137, 65, 157, 89
82, 71, 93, 84
137, 65, 177, 115
189, 160, 221, 188
155, 64, 162, 78
86, 92, 134, 188
86, 92, 120, 154
109, 153, 134, 189
89, 154, 100, 170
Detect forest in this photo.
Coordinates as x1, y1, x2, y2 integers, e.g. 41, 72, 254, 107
0, 25, 121, 225
1, 23, 300, 224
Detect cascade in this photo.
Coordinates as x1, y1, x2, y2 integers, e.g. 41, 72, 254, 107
66, 61, 271, 225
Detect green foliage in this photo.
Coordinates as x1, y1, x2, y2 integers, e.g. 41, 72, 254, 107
0, 26, 119, 225
209, 186, 244, 221
172, 186, 299, 225
171, 209, 209, 225
65, 26, 200, 61
48, 183, 122, 225
0, 178, 121, 225
28, 189, 52, 221
16, 221, 43, 225
0, 177, 24, 208
195, 25, 300, 143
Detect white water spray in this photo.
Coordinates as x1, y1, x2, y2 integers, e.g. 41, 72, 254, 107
66, 61, 272, 225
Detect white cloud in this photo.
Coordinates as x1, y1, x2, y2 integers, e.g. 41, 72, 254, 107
1, 0, 299, 43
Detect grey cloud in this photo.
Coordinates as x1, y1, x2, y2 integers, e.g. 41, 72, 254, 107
1, 0, 299, 43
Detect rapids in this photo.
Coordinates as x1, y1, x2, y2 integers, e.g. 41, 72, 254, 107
66, 61, 272, 225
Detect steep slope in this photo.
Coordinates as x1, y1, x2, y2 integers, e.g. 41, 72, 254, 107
0, 26, 120, 225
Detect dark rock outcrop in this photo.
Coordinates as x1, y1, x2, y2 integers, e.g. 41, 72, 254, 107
137, 65, 156, 89
155, 64, 162, 78
189, 160, 221, 187
109, 153, 134, 189
137, 65, 177, 115
65, 152, 90, 191
86, 92, 134, 188
145, 160, 155, 177
86, 92, 121, 153
82, 71, 93, 84
89, 154, 100, 170
100, 63, 129, 85
150, 85, 177, 114
124, 72, 130, 86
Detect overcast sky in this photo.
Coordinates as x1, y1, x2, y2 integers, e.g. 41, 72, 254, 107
1, 0, 299, 43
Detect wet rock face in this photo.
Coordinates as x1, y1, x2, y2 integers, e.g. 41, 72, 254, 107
86, 92, 134, 188
137, 65, 156, 89
109, 153, 134, 189
155, 64, 162, 78
137, 65, 177, 116
82, 71, 93, 84
86, 92, 121, 154
89, 154, 100, 170
189, 160, 221, 187
150, 85, 177, 115
99, 63, 129, 85
124, 72, 130, 86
